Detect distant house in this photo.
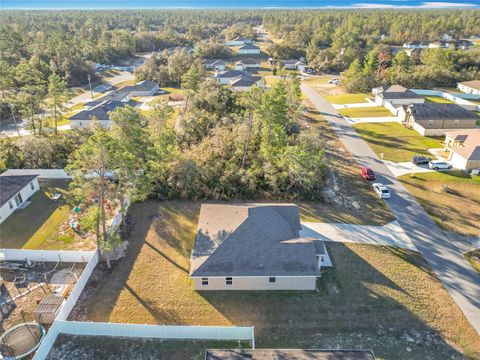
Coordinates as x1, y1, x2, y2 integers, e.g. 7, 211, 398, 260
202, 59, 227, 71
457, 81, 480, 95
235, 58, 260, 70
122, 80, 159, 97
428, 40, 450, 49
281, 59, 305, 70
0, 175, 39, 224
402, 103, 478, 136
373, 85, 425, 110
444, 129, 480, 170
69, 100, 127, 128
403, 41, 429, 49
205, 349, 376, 360
189, 203, 331, 291
454, 39, 474, 50
212, 70, 262, 91
238, 43, 261, 55
404, 48, 421, 57
225, 38, 253, 46
230, 76, 261, 91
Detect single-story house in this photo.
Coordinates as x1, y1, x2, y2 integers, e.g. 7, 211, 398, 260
225, 38, 253, 46
212, 70, 254, 85
444, 129, 480, 170
205, 349, 376, 360
373, 85, 425, 112
402, 103, 478, 136
0, 175, 39, 224
281, 59, 305, 70
202, 59, 227, 71
457, 81, 480, 95
121, 80, 159, 97
85, 89, 131, 109
238, 43, 261, 55
69, 100, 127, 128
189, 203, 331, 291
403, 41, 429, 49
234, 58, 260, 70
230, 76, 262, 91
428, 40, 450, 49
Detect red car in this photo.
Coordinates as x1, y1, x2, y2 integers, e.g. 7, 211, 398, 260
360, 166, 376, 180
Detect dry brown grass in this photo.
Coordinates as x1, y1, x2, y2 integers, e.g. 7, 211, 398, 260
70, 201, 480, 359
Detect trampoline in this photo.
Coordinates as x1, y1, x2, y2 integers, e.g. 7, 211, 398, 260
0, 322, 45, 359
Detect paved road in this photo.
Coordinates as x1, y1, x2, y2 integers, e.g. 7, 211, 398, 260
302, 84, 480, 335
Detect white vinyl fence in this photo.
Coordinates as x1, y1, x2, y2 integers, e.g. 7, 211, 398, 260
32, 320, 254, 359
0, 249, 95, 263
411, 89, 480, 111
0, 169, 71, 179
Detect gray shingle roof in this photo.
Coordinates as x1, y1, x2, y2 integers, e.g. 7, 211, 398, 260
122, 80, 158, 92
379, 89, 423, 100
190, 204, 320, 277
205, 349, 376, 360
0, 175, 37, 207
69, 100, 127, 121
214, 70, 254, 79
230, 77, 256, 87
408, 103, 478, 121
238, 43, 260, 50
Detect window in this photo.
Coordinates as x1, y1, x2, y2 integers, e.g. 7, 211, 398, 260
428, 120, 433, 127
14, 193, 23, 207
225, 277, 233, 286
8, 200, 13, 210
268, 277, 276, 284
201, 278, 208, 286
30, 182, 35, 190
454, 120, 459, 126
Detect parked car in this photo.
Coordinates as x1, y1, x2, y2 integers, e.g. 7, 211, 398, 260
372, 183, 391, 199
360, 166, 376, 180
328, 79, 340, 85
428, 160, 452, 170
412, 155, 431, 165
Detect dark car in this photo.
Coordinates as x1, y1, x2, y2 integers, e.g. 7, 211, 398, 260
412, 155, 431, 165
360, 166, 376, 180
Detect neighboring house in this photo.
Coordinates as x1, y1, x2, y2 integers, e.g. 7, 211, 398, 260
202, 59, 227, 71
122, 80, 159, 96
402, 103, 478, 136
403, 41, 429, 49
213, 70, 254, 84
454, 39, 474, 50
428, 40, 450, 49
69, 100, 127, 128
225, 38, 253, 46
85, 89, 131, 108
189, 203, 332, 291
444, 129, 480, 170
205, 349, 376, 360
404, 48, 421, 57
373, 85, 425, 109
238, 43, 261, 55
457, 80, 480, 95
230, 76, 261, 91
281, 59, 305, 70
234, 58, 260, 70
0, 175, 39, 224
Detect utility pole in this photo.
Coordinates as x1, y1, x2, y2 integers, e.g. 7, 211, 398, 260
87, 73, 94, 100
10, 103, 20, 136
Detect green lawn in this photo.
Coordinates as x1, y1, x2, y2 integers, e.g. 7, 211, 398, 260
398, 171, 480, 236
324, 93, 372, 104
424, 96, 454, 104
71, 201, 480, 359
353, 122, 443, 162
302, 76, 333, 86
338, 106, 392, 118
0, 180, 94, 250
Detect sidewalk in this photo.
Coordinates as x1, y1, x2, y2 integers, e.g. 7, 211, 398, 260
300, 221, 417, 251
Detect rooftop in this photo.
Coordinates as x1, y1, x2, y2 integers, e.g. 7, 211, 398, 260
69, 100, 127, 121
203, 59, 227, 65
205, 349, 376, 360
445, 129, 480, 161
122, 80, 158, 92
214, 70, 254, 79
231, 76, 258, 88
238, 43, 260, 50
408, 103, 478, 121
236, 58, 260, 65
190, 204, 320, 277
378, 87, 423, 100
0, 175, 38, 207
459, 80, 480, 91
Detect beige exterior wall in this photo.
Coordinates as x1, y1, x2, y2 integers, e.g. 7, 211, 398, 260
193, 276, 317, 291
411, 118, 477, 136
450, 152, 480, 170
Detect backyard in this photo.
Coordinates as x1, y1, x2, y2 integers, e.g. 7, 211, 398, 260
398, 171, 480, 236
424, 96, 455, 104
0, 180, 95, 250
338, 106, 392, 118
69, 201, 480, 360
353, 122, 443, 162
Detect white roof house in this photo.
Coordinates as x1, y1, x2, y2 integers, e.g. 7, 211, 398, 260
457, 81, 480, 95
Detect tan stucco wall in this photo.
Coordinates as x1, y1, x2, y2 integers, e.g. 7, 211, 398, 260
193, 276, 317, 291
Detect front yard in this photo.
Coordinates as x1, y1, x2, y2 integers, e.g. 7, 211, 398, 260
0, 180, 95, 250
69, 201, 480, 360
338, 107, 392, 118
324, 93, 373, 104
353, 122, 443, 162
398, 171, 480, 236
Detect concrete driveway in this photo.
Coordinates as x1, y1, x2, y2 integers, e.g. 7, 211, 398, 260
302, 83, 480, 335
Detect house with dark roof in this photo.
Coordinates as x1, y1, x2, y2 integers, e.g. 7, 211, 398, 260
69, 100, 127, 128
189, 204, 331, 291
402, 103, 478, 136
444, 129, 480, 170
122, 80, 159, 97
205, 349, 376, 360
225, 38, 253, 46
373, 85, 425, 108
238, 43, 261, 55
235, 58, 260, 70
0, 175, 39, 224
202, 59, 227, 71
212, 70, 262, 91
281, 59, 305, 70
